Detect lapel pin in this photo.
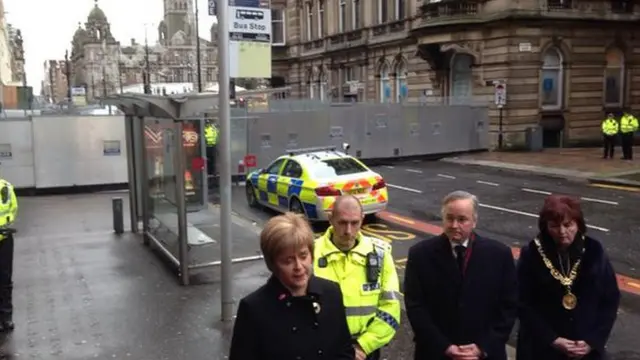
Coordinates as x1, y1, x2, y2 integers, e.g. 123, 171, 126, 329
312, 302, 321, 314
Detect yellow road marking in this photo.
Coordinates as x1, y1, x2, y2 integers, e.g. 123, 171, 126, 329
591, 183, 640, 193
388, 214, 416, 225
628, 281, 640, 289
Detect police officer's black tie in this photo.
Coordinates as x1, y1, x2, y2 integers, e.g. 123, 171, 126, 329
455, 245, 466, 273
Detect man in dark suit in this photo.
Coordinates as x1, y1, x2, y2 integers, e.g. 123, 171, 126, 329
404, 190, 518, 360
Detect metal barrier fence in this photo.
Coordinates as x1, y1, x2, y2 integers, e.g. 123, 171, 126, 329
0, 100, 488, 190
210, 101, 489, 172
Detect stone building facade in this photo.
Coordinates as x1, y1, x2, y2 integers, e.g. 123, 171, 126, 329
42, 60, 70, 103
70, 0, 218, 101
271, 0, 640, 147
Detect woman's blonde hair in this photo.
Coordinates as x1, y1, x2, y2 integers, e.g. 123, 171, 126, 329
260, 212, 315, 271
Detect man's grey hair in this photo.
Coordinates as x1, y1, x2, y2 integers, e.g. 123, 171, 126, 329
441, 190, 479, 220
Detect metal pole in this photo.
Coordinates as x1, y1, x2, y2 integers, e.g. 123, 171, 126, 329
65, 50, 72, 101
217, 0, 234, 322
174, 121, 190, 286
125, 116, 139, 233
139, 116, 151, 245
195, 0, 203, 92
498, 106, 503, 150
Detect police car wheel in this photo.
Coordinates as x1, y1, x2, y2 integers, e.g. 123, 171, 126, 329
246, 184, 258, 208
289, 198, 305, 216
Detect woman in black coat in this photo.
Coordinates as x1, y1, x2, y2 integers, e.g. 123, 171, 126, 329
516, 195, 620, 360
229, 212, 354, 360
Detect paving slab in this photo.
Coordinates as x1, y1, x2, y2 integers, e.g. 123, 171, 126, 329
0, 192, 269, 360
441, 147, 640, 187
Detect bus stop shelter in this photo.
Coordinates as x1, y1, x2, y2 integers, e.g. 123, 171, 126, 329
105, 92, 223, 285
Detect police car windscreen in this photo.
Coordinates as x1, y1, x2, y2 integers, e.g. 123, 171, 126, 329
313, 158, 368, 178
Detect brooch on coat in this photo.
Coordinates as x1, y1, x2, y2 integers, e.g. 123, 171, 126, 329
312, 301, 321, 314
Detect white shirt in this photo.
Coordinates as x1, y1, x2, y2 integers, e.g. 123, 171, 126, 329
450, 239, 469, 258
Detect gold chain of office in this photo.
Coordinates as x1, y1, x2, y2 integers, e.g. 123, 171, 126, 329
533, 237, 583, 310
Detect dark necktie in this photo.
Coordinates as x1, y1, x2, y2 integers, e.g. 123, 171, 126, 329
455, 245, 467, 272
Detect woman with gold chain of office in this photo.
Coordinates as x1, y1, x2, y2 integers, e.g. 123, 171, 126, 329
515, 194, 620, 360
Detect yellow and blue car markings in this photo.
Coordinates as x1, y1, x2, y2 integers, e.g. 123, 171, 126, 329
249, 170, 322, 219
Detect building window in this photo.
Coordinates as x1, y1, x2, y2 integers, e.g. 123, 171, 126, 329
379, 63, 391, 102
318, 69, 328, 101
540, 47, 563, 109
272, 9, 286, 45
604, 48, 624, 107
306, 3, 313, 40
395, 0, 405, 20
394, 60, 407, 102
449, 53, 473, 105
318, 1, 325, 37
378, 0, 388, 24
351, 0, 361, 29
339, 0, 347, 32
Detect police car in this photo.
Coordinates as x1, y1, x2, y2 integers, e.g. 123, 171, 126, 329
245, 146, 388, 221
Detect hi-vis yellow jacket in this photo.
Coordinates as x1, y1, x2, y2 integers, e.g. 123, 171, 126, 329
314, 227, 401, 355
0, 178, 18, 241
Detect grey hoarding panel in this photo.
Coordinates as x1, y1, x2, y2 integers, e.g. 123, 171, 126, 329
328, 106, 365, 158
364, 104, 393, 158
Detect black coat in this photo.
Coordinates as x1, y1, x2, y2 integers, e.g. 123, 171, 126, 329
516, 235, 620, 360
228, 275, 354, 360
404, 233, 518, 360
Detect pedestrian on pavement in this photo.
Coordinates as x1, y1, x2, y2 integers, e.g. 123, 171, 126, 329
515, 194, 620, 360
314, 195, 401, 360
601, 113, 619, 159
404, 190, 518, 360
228, 212, 354, 360
619, 111, 638, 160
0, 177, 18, 332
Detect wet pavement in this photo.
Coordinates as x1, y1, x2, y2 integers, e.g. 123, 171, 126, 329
443, 146, 640, 179
0, 193, 270, 359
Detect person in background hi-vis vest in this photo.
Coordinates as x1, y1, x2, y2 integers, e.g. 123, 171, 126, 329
204, 120, 219, 178
601, 113, 619, 159
0, 178, 18, 332
314, 195, 401, 360
620, 111, 638, 160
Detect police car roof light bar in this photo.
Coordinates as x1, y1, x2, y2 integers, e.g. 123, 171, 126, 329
288, 146, 337, 156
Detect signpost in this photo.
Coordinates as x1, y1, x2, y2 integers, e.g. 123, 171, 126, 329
494, 81, 507, 150
228, 3, 272, 78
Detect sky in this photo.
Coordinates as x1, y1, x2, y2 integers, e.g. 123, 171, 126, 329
4, 0, 218, 94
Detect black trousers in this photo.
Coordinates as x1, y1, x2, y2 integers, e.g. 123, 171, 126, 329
0, 235, 13, 321
621, 133, 634, 159
603, 135, 616, 159
206, 145, 217, 176
367, 350, 381, 360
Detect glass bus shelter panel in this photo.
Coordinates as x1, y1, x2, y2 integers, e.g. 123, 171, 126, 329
182, 119, 206, 210
144, 117, 180, 254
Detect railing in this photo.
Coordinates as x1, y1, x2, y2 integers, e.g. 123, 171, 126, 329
420, 0, 480, 20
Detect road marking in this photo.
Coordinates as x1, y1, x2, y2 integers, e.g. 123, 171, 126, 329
406, 169, 423, 174
387, 183, 423, 194
591, 183, 640, 193
384, 165, 395, 169
377, 210, 638, 297
522, 188, 552, 195
476, 180, 499, 187
522, 188, 618, 205
579, 197, 619, 206
437, 174, 456, 179
479, 203, 609, 232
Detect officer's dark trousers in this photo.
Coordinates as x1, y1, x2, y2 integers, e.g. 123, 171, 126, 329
0, 235, 14, 321
206, 146, 217, 176
367, 350, 381, 360
603, 135, 616, 159
621, 132, 634, 159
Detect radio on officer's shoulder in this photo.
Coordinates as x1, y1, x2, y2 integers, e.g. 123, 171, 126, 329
366, 251, 381, 283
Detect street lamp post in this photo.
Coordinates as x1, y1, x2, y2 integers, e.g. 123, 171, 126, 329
64, 50, 72, 101
195, 0, 203, 92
